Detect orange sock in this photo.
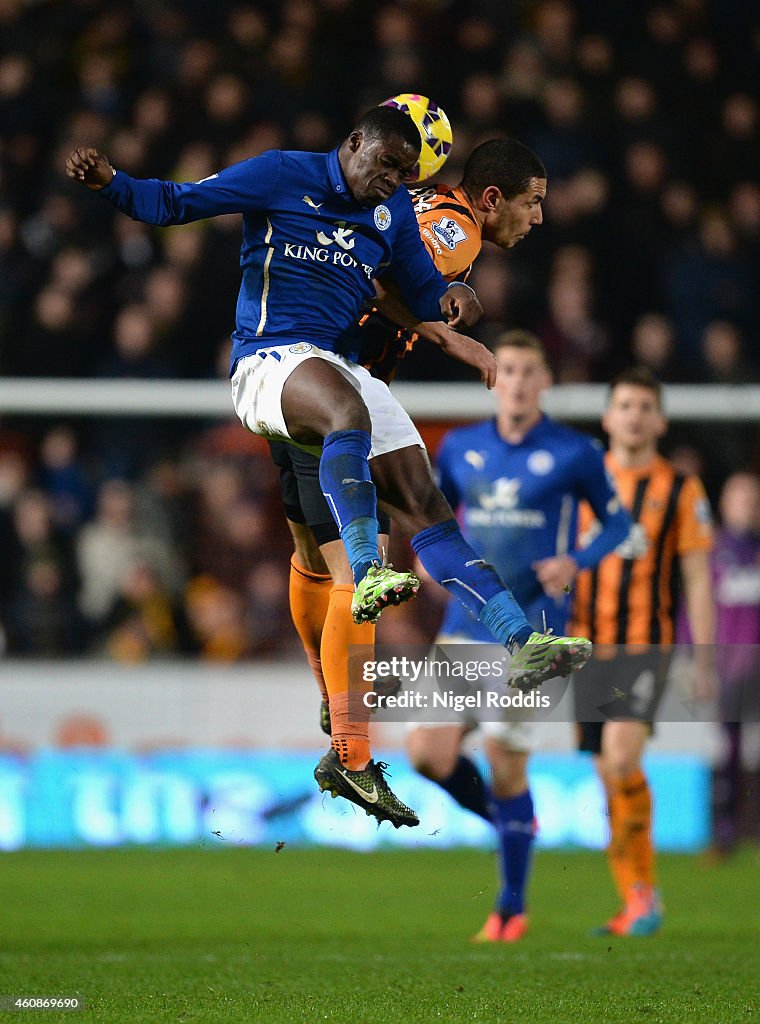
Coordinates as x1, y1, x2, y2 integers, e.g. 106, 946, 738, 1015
321, 585, 374, 770
608, 769, 654, 900
289, 556, 331, 703
606, 794, 629, 902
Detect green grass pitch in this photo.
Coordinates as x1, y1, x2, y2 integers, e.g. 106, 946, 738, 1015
0, 844, 758, 1023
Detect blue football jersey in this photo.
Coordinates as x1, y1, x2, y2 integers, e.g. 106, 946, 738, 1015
436, 415, 630, 638
100, 148, 448, 372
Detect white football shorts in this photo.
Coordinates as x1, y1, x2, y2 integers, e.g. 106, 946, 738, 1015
230, 343, 423, 458
406, 633, 539, 753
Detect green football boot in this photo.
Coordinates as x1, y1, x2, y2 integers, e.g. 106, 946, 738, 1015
351, 563, 420, 624
508, 630, 592, 692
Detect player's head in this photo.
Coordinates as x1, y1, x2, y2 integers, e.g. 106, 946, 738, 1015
492, 329, 552, 420
460, 139, 547, 249
603, 366, 667, 454
340, 106, 421, 207
719, 472, 760, 535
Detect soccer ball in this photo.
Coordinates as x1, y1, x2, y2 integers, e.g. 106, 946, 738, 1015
381, 93, 453, 183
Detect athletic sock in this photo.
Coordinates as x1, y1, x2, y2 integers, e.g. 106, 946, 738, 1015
411, 519, 532, 647
479, 593, 534, 649
608, 769, 654, 898
620, 769, 654, 892
489, 789, 536, 916
321, 584, 374, 770
606, 794, 629, 901
318, 430, 378, 584
437, 755, 490, 821
288, 556, 331, 703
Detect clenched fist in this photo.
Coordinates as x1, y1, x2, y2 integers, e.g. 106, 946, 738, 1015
65, 147, 115, 190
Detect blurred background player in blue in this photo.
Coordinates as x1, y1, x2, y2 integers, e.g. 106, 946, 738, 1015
406, 330, 631, 941
710, 472, 760, 857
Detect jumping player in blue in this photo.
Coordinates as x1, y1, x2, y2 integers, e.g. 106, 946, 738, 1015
407, 330, 631, 940
66, 111, 591, 828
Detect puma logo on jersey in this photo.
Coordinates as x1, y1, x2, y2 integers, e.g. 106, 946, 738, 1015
464, 449, 487, 470
302, 195, 323, 211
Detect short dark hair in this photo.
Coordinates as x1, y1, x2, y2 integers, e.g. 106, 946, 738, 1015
461, 139, 546, 200
609, 366, 663, 408
492, 329, 549, 367
353, 106, 421, 153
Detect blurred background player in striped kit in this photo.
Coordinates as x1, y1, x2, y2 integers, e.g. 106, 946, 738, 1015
573, 367, 715, 935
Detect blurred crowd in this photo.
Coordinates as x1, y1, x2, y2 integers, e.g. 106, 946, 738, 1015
2, 0, 759, 384
1, 0, 759, 659
0, 419, 297, 659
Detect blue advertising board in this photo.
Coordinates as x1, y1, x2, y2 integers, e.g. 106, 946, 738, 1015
0, 750, 709, 852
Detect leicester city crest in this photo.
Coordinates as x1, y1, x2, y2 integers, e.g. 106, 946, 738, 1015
527, 449, 555, 476
374, 205, 391, 231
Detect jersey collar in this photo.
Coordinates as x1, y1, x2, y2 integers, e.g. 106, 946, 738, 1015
606, 451, 660, 476
493, 412, 548, 446
451, 185, 480, 225
327, 148, 354, 204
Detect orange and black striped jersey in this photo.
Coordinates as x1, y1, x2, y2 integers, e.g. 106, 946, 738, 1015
359, 184, 482, 382
572, 453, 713, 645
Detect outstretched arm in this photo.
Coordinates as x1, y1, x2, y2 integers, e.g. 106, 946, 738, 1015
373, 278, 495, 387
418, 322, 496, 388
65, 147, 281, 225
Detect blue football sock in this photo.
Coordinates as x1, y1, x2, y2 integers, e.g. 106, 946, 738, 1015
437, 755, 490, 822
480, 593, 533, 650
489, 788, 536, 916
319, 430, 378, 583
411, 519, 532, 647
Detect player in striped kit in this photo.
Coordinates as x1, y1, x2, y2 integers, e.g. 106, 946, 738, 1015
573, 367, 715, 935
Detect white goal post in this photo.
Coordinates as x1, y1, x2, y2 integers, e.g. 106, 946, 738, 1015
0, 378, 759, 421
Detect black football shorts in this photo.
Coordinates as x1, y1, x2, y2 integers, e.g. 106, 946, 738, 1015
575, 648, 673, 754
268, 440, 390, 546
